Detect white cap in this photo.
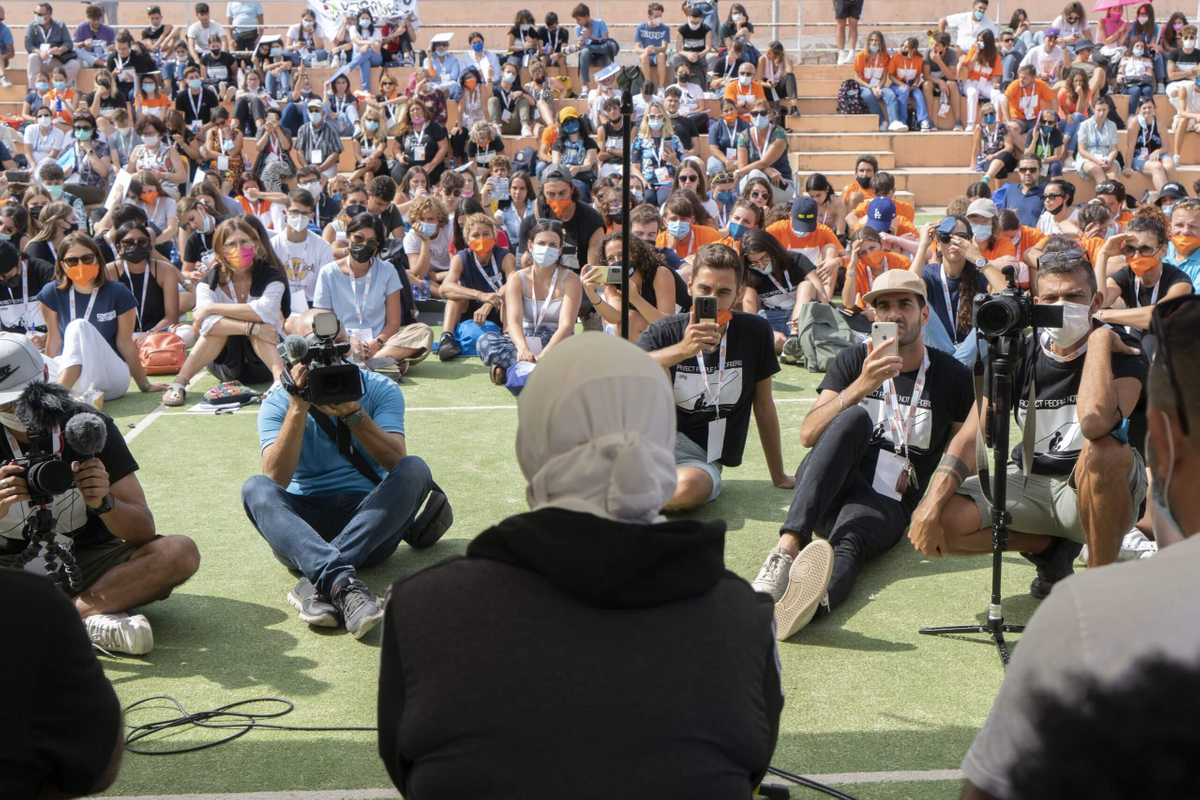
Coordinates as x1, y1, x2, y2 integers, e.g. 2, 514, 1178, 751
0, 333, 45, 404
258, 34, 282, 45
429, 32, 453, 45
967, 198, 998, 219
595, 63, 621, 83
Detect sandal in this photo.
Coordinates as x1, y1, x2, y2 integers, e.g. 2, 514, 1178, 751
490, 365, 506, 385
163, 383, 187, 407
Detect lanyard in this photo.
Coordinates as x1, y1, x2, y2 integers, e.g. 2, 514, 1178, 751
1134, 275, 1161, 307
114, 55, 127, 73
694, 329, 729, 419
350, 262, 371, 327
39, 25, 51, 43
1139, 119, 1157, 150
881, 352, 929, 459
68, 286, 99, 324
121, 260, 150, 328
4, 263, 31, 330
530, 267, 559, 330
5, 424, 62, 461
764, 268, 794, 297
334, 94, 347, 115
411, 124, 428, 152
723, 120, 735, 146
188, 89, 203, 119
715, 202, 729, 229
749, 124, 772, 157
939, 263, 962, 343
474, 251, 501, 292
499, 88, 513, 111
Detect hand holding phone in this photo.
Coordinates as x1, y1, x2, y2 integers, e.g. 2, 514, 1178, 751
685, 296, 722, 356
871, 321, 898, 360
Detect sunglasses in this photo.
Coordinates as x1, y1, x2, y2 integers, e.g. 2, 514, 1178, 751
678, 174, 700, 183
1149, 293, 1197, 435
349, 234, 378, 245
73, 126, 93, 134
1096, 183, 1121, 195
119, 237, 151, 248
1037, 248, 1086, 266
936, 231, 972, 243
1044, 193, 1066, 201
1018, 167, 1039, 174
749, 110, 769, 118
62, 253, 98, 267
750, 191, 771, 200
1121, 243, 1161, 258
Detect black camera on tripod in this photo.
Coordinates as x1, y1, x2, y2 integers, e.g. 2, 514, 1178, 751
973, 275, 1063, 339
278, 311, 365, 406
14, 433, 75, 506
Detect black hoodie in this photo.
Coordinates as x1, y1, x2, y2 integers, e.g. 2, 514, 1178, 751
378, 508, 783, 800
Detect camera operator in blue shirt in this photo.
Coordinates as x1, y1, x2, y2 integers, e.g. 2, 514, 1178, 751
242, 314, 450, 640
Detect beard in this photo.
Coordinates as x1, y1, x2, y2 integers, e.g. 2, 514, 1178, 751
897, 317, 922, 348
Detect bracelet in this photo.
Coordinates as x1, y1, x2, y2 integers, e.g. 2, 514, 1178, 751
838, 390, 847, 410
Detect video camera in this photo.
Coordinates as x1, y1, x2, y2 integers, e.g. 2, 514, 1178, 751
972, 269, 1063, 339
278, 311, 364, 406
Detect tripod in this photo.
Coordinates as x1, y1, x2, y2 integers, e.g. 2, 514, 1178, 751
919, 332, 1025, 669
10, 505, 81, 592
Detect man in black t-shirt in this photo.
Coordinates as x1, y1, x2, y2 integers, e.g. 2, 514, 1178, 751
910, 252, 1150, 598
1094, 217, 1195, 337
174, 63, 221, 131
517, 166, 605, 273
752, 269, 973, 640
673, 7, 712, 90
637, 243, 793, 511
0, 242, 53, 338
0, 335, 200, 654
199, 37, 236, 94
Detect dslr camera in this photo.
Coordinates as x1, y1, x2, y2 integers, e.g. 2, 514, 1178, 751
278, 312, 365, 406
14, 434, 75, 505
972, 269, 1063, 338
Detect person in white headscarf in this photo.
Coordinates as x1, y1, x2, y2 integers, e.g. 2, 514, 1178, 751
377, 334, 783, 799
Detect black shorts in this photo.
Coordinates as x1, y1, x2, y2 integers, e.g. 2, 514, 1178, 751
834, 0, 864, 20
986, 150, 1019, 179
208, 334, 275, 384
0, 536, 156, 596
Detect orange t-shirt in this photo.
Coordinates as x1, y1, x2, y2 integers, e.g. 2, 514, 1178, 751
981, 235, 1017, 261
853, 50, 890, 87
137, 94, 173, 119
766, 219, 840, 264
540, 124, 559, 151
722, 80, 768, 116
1115, 210, 1133, 228
963, 47, 1003, 83
44, 88, 75, 123
852, 251, 912, 308
1009, 224, 1042, 264
1004, 78, 1055, 121
842, 182, 875, 206
716, 235, 742, 252
888, 53, 924, 85
852, 198, 915, 223
655, 224, 722, 259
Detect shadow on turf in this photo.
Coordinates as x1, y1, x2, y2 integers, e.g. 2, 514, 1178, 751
772, 730, 976, 787
102, 594, 331, 696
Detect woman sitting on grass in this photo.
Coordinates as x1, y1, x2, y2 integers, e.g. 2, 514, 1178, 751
106, 221, 194, 347
163, 218, 290, 406
582, 231, 687, 341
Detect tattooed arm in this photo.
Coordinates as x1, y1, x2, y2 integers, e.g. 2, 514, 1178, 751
908, 407, 981, 557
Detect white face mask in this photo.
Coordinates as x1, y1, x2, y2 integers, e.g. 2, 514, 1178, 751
531, 244, 560, 267
286, 213, 308, 232
731, 13, 744, 22
0, 410, 25, 432
1045, 300, 1094, 348
688, 19, 701, 29
738, 74, 752, 86
1185, 38, 1196, 48
117, 126, 131, 136
301, 181, 321, 197
1138, 15, 1149, 24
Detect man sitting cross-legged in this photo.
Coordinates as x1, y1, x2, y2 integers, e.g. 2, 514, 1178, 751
0, 333, 199, 655
752, 270, 974, 640
908, 246, 1149, 595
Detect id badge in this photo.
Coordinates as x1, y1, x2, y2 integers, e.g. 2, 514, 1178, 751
413, 149, 426, 162
725, 146, 737, 158
502, 109, 513, 123
527, 334, 545, 355
289, 287, 309, 315
1040, 162, 1049, 177
310, 149, 323, 164
347, 326, 372, 342
654, 166, 671, 184
706, 417, 726, 464
190, 119, 201, 133
871, 451, 907, 502
217, 155, 229, 170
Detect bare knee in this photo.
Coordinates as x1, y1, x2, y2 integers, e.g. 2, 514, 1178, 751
667, 467, 714, 510
146, 535, 201, 584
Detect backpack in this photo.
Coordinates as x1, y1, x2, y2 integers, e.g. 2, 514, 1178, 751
510, 146, 537, 175
797, 303, 855, 373
137, 330, 187, 375
617, 65, 644, 94
836, 79, 868, 115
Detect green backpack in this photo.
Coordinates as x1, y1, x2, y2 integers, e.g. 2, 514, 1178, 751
796, 303, 855, 373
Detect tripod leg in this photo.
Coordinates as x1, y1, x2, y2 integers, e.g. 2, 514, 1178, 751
919, 625, 990, 635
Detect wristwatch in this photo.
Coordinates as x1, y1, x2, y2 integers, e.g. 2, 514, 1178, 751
374, 336, 386, 346
974, 256, 988, 269
341, 410, 365, 428
88, 492, 116, 516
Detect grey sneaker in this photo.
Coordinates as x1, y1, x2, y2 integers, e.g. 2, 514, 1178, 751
332, 578, 386, 639
752, 546, 794, 603
437, 331, 461, 361
1024, 537, 1082, 600
774, 539, 834, 641
0, 75, 12, 88
86, 612, 154, 655
287, 577, 339, 627
781, 335, 803, 365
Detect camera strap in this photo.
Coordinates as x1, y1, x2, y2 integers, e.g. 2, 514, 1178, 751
972, 363, 1037, 507
307, 409, 382, 486
4, 424, 63, 460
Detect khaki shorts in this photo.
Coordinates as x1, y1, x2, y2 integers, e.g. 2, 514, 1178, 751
674, 432, 723, 504
956, 449, 1147, 544
385, 323, 434, 366
0, 536, 153, 596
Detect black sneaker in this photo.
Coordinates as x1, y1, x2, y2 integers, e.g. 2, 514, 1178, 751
286, 577, 339, 627
437, 331, 461, 361
404, 482, 453, 549
1023, 538, 1084, 600
331, 578, 386, 639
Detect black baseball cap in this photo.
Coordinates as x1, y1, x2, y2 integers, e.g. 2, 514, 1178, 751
1158, 182, 1188, 201
791, 196, 818, 235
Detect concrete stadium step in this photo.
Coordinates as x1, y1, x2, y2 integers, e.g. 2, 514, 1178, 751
785, 114, 878, 133
796, 97, 840, 116
791, 79, 845, 96
790, 150, 895, 171
793, 65, 855, 81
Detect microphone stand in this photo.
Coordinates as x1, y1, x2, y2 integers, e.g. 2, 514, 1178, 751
619, 88, 633, 339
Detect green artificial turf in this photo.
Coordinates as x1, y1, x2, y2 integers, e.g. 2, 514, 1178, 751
97, 343, 1036, 798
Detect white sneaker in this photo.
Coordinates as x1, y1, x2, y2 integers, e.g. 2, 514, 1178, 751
920, 120, 933, 131
774, 539, 834, 641
520, 123, 533, 137
0, 75, 11, 88
1063, 155, 1076, 170
1079, 529, 1158, 565
86, 612, 154, 655
964, 123, 975, 134
836, 49, 852, 65
888, 119, 909, 132
751, 546, 793, 603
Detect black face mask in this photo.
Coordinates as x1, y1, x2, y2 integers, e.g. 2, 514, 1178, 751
97, 80, 110, 89
1, 268, 20, 288
349, 240, 378, 262
344, 204, 367, 218
856, 175, 872, 189
120, 243, 152, 264
28, 205, 44, 221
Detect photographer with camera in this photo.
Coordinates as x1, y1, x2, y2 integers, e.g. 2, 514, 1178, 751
752, 270, 974, 640
242, 311, 449, 639
909, 242, 1149, 594
0, 334, 200, 654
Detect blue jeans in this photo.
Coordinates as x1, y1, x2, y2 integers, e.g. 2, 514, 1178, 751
436, 80, 462, 101
1126, 82, 1154, 117
922, 312, 982, 368
241, 456, 433, 597
280, 101, 312, 137
1002, 51, 1021, 85
478, 327, 554, 369
860, 86, 900, 125
893, 82, 930, 126
1058, 111, 1085, 154
757, 306, 792, 334
300, 48, 329, 67
343, 49, 383, 91
162, 60, 186, 87
266, 68, 291, 100
579, 38, 619, 83
1153, 51, 1167, 82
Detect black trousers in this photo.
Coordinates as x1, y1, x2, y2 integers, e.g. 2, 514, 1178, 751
780, 405, 909, 611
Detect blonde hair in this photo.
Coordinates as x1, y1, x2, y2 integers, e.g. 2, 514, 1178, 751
408, 194, 448, 226
461, 212, 496, 239
29, 200, 73, 244
638, 101, 675, 139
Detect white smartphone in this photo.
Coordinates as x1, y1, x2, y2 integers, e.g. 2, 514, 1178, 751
871, 321, 899, 360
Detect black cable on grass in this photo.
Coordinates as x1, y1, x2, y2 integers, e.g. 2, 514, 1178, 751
125, 696, 859, 800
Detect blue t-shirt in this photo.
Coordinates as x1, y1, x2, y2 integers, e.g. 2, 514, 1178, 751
574, 18, 609, 43
37, 280, 137, 355
654, 245, 684, 273
312, 258, 402, 337
0, 24, 13, 51
257, 369, 405, 497
708, 116, 749, 157
634, 21, 670, 50
999, 182, 1046, 228
921, 263, 989, 345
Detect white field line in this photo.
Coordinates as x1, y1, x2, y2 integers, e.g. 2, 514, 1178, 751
105, 769, 963, 799
123, 374, 208, 442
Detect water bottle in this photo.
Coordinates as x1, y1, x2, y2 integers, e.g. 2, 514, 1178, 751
340, 50, 347, 67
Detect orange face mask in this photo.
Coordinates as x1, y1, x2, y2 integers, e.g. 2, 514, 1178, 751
723, 113, 738, 125
1170, 234, 1200, 257
140, 190, 159, 204
861, 250, 887, 270
546, 198, 572, 217
464, 77, 477, 91
1128, 255, 1160, 276
715, 309, 733, 326
64, 261, 100, 285
468, 237, 495, 258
